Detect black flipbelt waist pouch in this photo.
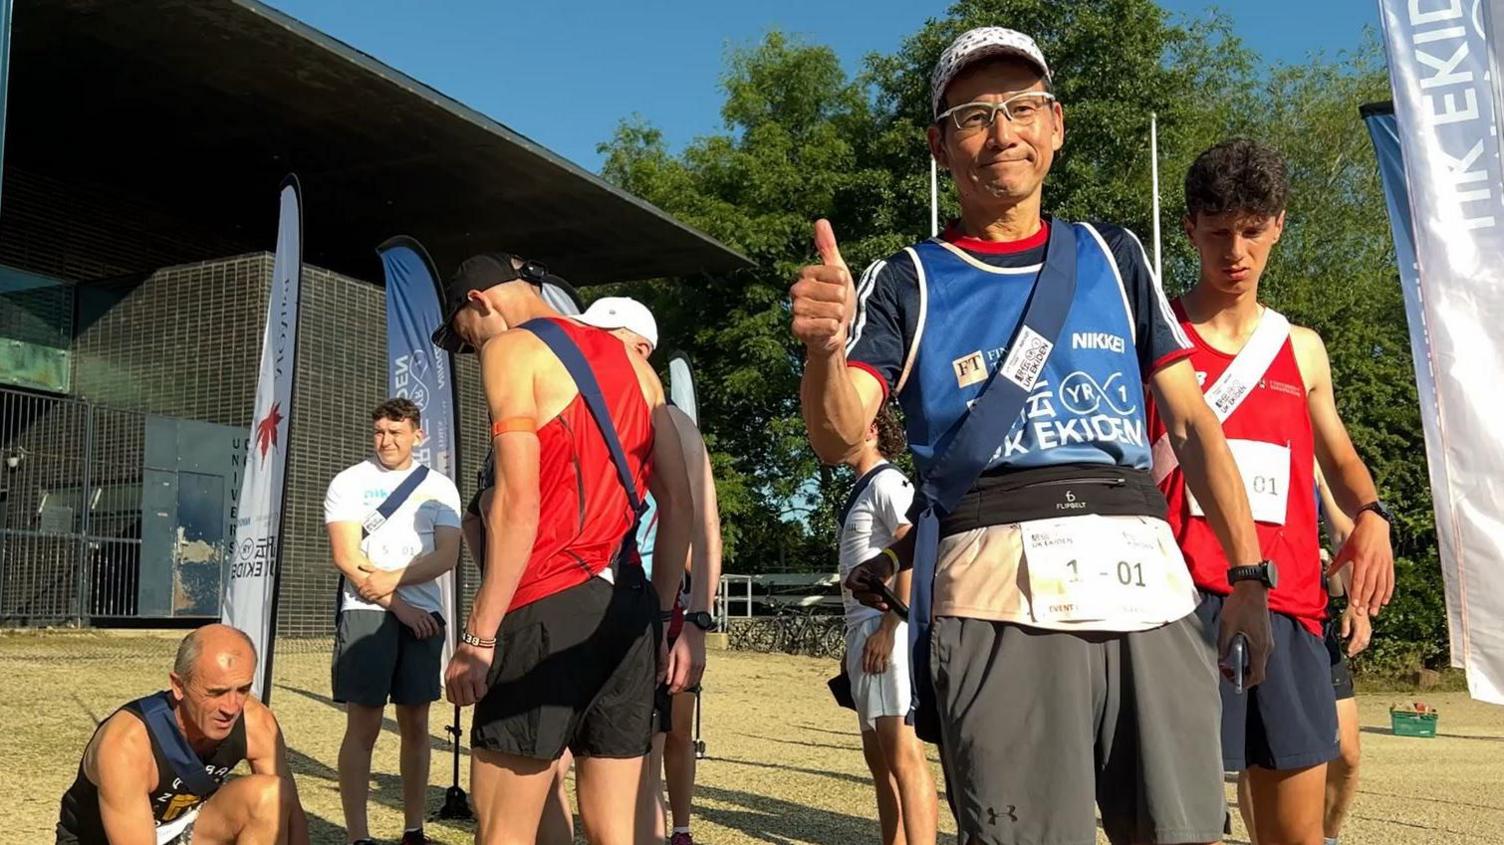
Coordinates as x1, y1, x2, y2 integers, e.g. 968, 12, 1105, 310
927, 463, 1168, 536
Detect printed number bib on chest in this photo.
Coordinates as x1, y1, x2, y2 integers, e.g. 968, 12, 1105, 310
1022, 515, 1195, 624
1187, 438, 1290, 525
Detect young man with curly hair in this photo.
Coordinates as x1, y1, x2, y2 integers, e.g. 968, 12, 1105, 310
1146, 138, 1395, 845
837, 404, 937, 845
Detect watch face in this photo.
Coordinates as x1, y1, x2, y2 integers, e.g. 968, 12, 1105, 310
1264, 560, 1279, 589
686, 611, 715, 630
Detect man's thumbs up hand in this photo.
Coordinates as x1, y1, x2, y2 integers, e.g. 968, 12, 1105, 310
791, 219, 858, 355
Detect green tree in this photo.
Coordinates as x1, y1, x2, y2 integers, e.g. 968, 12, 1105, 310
593, 5, 1449, 669
596, 32, 885, 572
1224, 39, 1445, 669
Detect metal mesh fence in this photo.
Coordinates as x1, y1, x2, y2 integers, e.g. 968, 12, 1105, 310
1, 388, 150, 624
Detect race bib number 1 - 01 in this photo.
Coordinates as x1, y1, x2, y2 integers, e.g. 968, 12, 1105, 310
1022, 515, 1197, 625
1187, 438, 1291, 525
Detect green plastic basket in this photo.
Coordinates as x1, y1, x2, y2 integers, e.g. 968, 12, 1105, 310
1390, 709, 1439, 738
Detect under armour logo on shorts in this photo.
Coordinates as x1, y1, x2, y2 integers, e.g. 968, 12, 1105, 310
986, 804, 1019, 824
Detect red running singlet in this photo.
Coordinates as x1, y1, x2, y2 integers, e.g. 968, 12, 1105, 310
1145, 300, 1324, 635
507, 318, 654, 613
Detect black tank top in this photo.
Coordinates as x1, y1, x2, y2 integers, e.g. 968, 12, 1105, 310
56, 692, 247, 844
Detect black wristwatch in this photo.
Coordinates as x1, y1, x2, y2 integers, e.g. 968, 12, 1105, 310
1356, 500, 1394, 525
683, 611, 717, 632
1228, 559, 1279, 589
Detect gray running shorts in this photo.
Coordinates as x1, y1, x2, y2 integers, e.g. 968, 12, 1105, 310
930, 614, 1226, 845
332, 607, 445, 707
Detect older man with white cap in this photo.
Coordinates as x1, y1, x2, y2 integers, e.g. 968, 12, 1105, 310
792, 26, 1274, 845
579, 296, 723, 845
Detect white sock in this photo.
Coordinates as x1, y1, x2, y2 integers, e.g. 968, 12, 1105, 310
1325, 838, 1339, 845
673, 826, 691, 835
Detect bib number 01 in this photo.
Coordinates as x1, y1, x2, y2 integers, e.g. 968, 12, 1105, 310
1023, 515, 1196, 625
1063, 559, 1147, 587
1188, 438, 1291, 525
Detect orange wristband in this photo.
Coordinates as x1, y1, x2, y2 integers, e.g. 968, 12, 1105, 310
491, 417, 536, 437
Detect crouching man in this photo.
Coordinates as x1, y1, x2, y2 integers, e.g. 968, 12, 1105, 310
57, 624, 308, 845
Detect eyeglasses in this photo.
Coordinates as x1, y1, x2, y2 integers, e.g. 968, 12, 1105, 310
936, 92, 1057, 135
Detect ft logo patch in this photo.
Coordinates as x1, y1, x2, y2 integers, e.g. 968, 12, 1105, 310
953, 350, 987, 388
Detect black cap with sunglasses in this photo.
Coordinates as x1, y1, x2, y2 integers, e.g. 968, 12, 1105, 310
430, 252, 562, 354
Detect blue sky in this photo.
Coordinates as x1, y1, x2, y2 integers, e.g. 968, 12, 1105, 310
264, 0, 1381, 173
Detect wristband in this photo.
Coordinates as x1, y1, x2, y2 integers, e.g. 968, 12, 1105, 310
659, 610, 677, 622
880, 548, 901, 570
461, 630, 496, 648
491, 417, 537, 438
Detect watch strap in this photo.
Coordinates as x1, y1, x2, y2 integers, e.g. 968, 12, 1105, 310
1357, 500, 1392, 524
1227, 562, 1272, 586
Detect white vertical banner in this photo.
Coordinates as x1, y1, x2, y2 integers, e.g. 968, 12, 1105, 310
223, 176, 302, 702
1378, 0, 1504, 704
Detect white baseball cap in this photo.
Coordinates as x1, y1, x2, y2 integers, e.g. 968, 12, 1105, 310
577, 296, 659, 351
930, 27, 1053, 119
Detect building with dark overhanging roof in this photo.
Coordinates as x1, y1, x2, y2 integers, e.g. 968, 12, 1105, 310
0, 0, 749, 635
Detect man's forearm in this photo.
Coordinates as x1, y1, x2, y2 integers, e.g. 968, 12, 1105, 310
686, 431, 722, 614
1175, 412, 1262, 567
1328, 455, 1380, 523
653, 499, 692, 613
397, 541, 460, 586
330, 550, 371, 582
688, 527, 720, 614
800, 348, 867, 464
468, 509, 538, 638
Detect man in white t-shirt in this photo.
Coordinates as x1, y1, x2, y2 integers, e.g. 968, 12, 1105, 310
324, 398, 462, 845
837, 404, 936, 845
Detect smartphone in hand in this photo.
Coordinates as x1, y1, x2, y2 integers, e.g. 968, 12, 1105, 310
874, 579, 909, 622
1229, 633, 1249, 695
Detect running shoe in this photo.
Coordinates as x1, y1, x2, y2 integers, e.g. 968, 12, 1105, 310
670, 833, 695, 845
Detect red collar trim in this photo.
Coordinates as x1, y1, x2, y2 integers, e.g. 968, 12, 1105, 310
941, 219, 1049, 254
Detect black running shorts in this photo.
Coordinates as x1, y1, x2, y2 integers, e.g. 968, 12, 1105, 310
1196, 591, 1340, 771
471, 563, 661, 760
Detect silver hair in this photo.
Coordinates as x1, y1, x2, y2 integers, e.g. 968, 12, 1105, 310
173, 625, 256, 679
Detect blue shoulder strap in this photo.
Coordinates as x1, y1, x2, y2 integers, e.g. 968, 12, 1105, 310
839, 463, 903, 531
362, 464, 431, 538
521, 319, 649, 555
906, 221, 1079, 740
138, 693, 218, 796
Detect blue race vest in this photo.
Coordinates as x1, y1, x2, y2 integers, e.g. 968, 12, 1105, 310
636, 493, 659, 577
897, 223, 1150, 476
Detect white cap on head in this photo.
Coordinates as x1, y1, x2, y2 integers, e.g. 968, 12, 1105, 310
930, 27, 1052, 119
577, 296, 659, 351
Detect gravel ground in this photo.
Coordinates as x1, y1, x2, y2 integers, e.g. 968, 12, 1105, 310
4, 630, 1503, 844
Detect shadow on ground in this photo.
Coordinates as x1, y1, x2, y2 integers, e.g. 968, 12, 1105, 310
280, 683, 469, 755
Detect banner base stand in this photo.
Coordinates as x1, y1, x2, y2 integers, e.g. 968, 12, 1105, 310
438, 785, 473, 821
437, 715, 472, 820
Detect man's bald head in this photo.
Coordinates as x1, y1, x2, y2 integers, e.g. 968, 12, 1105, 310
173, 623, 257, 681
